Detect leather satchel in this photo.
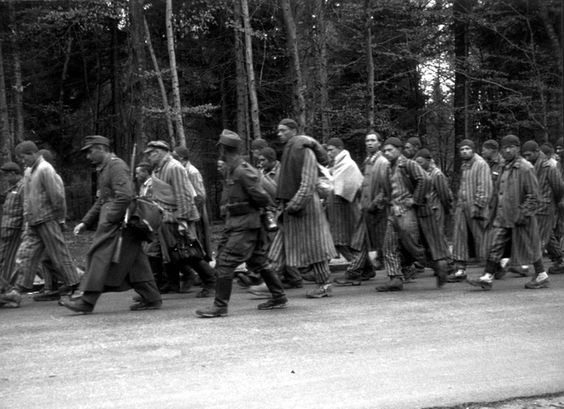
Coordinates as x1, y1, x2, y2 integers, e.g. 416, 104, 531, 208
128, 197, 164, 241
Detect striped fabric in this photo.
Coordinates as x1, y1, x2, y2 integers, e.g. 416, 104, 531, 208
185, 162, 207, 200
153, 155, 199, 222
269, 148, 337, 271
360, 152, 390, 251
383, 210, 425, 277
531, 152, 564, 249
1, 180, 24, 230
452, 154, 492, 264
0, 229, 22, 283
427, 165, 453, 233
14, 221, 80, 290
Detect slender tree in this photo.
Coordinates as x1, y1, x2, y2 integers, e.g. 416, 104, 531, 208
144, 16, 174, 142
166, 0, 186, 146
0, 39, 11, 162
280, 0, 306, 131
8, 1, 24, 143
234, 0, 250, 144
365, 0, 375, 131
241, 0, 261, 139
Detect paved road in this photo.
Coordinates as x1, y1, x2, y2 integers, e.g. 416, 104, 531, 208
1, 267, 563, 409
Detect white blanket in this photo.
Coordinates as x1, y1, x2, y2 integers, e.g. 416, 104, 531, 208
331, 149, 363, 202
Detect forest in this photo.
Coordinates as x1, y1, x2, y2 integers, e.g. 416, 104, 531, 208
0, 0, 562, 218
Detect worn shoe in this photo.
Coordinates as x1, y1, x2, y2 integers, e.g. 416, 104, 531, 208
132, 294, 142, 302
466, 275, 493, 290
524, 274, 550, 289
508, 266, 529, 277
447, 269, 467, 283
159, 283, 180, 294
247, 282, 270, 298
33, 290, 61, 302
334, 273, 362, 286
306, 284, 332, 298
61, 298, 94, 314
0, 289, 22, 308
375, 277, 404, 292
179, 281, 193, 294
130, 300, 162, 311
548, 262, 564, 275
361, 269, 376, 281
257, 297, 288, 310
196, 305, 228, 318
196, 288, 214, 298
282, 280, 303, 289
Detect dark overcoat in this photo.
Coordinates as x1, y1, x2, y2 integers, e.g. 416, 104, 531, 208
79, 154, 153, 292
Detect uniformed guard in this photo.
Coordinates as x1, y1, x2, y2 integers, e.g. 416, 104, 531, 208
196, 129, 288, 318
62, 135, 162, 313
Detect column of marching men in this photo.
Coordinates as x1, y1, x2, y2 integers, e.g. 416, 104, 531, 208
0, 123, 562, 316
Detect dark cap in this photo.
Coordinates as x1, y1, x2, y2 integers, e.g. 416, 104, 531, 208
383, 137, 403, 149
218, 129, 242, 148
173, 145, 190, 160
0, 161, 22, 174
278, 118, 299, 130
143, 140, 170, 154
521, 140, 539, 153
459, 139, 475, 150
406, 137, 422, 148
482, 139, 498, 150
251, 138, 268, 150
81, 135, 110, 151
501, 134, 520, 148
414, 148, 432, 160
326, 137, 344, 149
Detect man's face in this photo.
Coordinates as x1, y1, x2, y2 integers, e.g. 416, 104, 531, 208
146, 149, 164, 167
1, 171, 20, 185
522, 150, 539, 164
415, 156, 430, 171
85, 145, 106, 166
258, 155, 274, 172
326, 145, 340, 161
365, 134, 379, 154
135, 167, 149, 184
502, 145, 520, 162
382, 144, 401, 163
556, 145, 564, 160
16, 152, 36, 168
459, 146, 474, 160
403, 143, 418, 159
481, 146, 494, 160
277, 125, 295, 144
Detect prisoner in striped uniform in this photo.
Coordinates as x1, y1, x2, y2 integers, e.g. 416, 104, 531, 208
12, 142, 80, 296
269, 118, 337, 299
0, 162, 24, 285
376, 137, 433, 292
450, 139, 492, 282
414, 149, 453, 235
521, 140, 564, 272
324, 137, 372, 286
468, 135, 548, 290
360, 132, 390, 271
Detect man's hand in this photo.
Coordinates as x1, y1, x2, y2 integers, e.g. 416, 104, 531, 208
74, 222, 86, 236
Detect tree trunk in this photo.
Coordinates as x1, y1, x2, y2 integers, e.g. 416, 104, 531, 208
453, 0, 473, 180
8, 1, 24, 143
314, 0, 329, 141
166, 0, 186, 146
241, 0, 261, 140
365, 0, 375, 131
0, 39, 12, 162
111, 15, 120, 144
234, 0, 249, 147
280, 0, 306, 131
129, 0, 146, 153
144, 16, 174, 143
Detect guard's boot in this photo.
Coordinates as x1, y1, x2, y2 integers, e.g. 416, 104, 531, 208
196, 278, 231, 318
434, 259, 449, 288
258, 267, 287, 304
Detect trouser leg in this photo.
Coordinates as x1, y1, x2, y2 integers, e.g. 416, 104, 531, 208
132, 280, 161, 303
258, 267, 286, 300
311, 261, 331, 284
81, 291, 101, 306
188, 258, 217, 289
35, 221, 79, 286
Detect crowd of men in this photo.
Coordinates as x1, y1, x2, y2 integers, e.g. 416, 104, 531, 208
0, 120, 562, 317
